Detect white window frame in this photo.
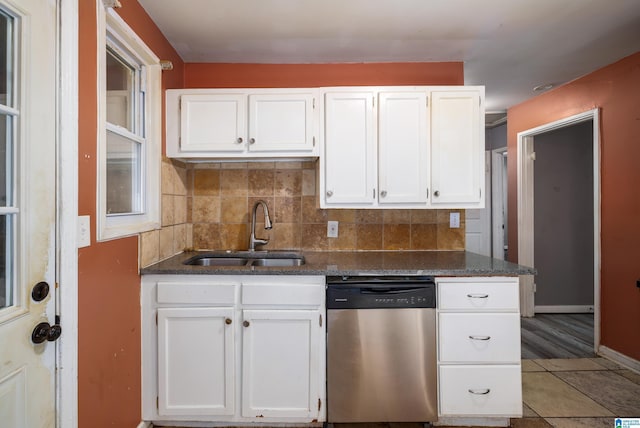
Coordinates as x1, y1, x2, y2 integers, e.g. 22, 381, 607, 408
97, 5, 160, 241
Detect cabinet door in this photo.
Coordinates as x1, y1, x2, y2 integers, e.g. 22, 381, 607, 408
430, 90, 483, 207
378, 91, 429, 205
248, 93, 315, 153
322, 92, 376, 206
241, 310, 321, 419
157, 307, 235, 416
180, 94, 246, 152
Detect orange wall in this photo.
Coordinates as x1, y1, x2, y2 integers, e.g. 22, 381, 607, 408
507, 51, 640, 360
185, 62, 463, 87
77, 1, 183, 427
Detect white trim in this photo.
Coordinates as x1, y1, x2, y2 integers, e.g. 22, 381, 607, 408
534, 305, 594, 313
516, 108, 601, 354
57, 0, 79, 427
491, 148, 507, 260
96, 4, 161, 241
598, 346, 640, 374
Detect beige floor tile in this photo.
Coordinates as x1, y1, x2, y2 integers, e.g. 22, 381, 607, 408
544, 417, 615, 427
522, 372, 614, 417
522, 359, 546, 372
523, 403, 540, 417
588, 357, 623, 370
554, 370, 640, 416
510, 418, 553, 427
615, 369, 640, 385
533, 358, 608, 371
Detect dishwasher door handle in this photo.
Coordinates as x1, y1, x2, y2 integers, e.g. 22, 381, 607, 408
360, 287, 430, 294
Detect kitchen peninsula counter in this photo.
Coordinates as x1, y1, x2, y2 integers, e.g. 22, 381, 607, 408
141, 250, 535, 277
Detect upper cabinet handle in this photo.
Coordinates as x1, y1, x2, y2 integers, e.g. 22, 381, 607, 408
326, 190, 333, 197
249, 138, 256, 144
434, 190, 440, 197
380, 190, 387, 198
236, 137, 243, 144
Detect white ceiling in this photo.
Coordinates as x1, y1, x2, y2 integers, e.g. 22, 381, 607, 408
138, 0, 640, 111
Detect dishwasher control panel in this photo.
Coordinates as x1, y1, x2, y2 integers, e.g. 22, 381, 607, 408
326, 276, 436, 309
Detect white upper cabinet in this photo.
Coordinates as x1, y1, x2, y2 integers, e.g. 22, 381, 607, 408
321, 91, 376, 206
320, 86, 484, 209
378, 91, 429, 205
430, 90, 484, 208
167, 89, 319, 159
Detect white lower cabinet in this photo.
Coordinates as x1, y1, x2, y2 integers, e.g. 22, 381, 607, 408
437, 277, 522, 419
142, 275, 325, 424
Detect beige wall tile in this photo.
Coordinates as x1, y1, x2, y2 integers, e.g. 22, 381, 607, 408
173, 223, 187, 253
301, 224, 328, 251
357, 224, 383, 250
159, 226, 174, 260
193, 223, 221, 250
329, 223, 357, 250
272, 223, 301, 250
356, 210, 383, 224
161, 194, 175, 226
220, 170, 248, 196
275, 170, 302, 197
275, 196, 302, 223
384, 210, 411, 224
411, 209, 437, 224
277, 161, 302, 169
161, 158, 175, 195
139, 229, 160, 268
220, 223, 248, 250
220, 196, 249, 223
174, 195, 187, 224
302, 196, 328, 223
411, 224, 437, 250
302, 169, 316, 196
194, 169, 220, 196
327, 209, 356, 223
383, 224, 411, 250
193, 196, 221, 223
437, 222, 465, 250
248, 169, 275, 196
174, 163, 188, 196
185, 224, 193, 249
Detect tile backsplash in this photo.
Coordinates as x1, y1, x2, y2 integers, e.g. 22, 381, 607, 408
140, 159, 465, 268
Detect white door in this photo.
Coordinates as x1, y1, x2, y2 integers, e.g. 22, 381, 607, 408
378, 91, 429, 205
157, 307, 235, 416
180, 93, 247, 152
466, 152, 492, 255
430, 90, 483, 207
322, 91, 376, 207
248, 93, 315, 153
241, 310, 321, 419
0, 0, 58, 427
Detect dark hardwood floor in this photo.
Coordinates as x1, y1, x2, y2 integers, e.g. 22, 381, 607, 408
521, 313, 595, 359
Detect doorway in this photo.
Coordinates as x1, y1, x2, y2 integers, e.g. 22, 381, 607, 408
517, 109, 600, 353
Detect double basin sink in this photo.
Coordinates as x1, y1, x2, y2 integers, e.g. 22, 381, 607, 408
183, 251, 305, 268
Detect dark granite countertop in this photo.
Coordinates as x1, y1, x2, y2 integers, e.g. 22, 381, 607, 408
141, 250, 535, 277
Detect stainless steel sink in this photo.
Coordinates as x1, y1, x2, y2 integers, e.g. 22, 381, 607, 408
183, 251, 305, 267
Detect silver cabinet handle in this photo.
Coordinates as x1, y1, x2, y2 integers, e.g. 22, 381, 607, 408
467, 293, 489, 299
243, 320, 250, 327
380, 190, 387, 198
468, 335, 491, 341
236, 137, 243, 144
249, 138, 256, 144
326, 190, 333, 197
468, 389, 491, 395
434, 190, 440, 197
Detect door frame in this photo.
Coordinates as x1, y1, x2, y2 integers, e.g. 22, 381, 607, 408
58, 0, 79, 426
491, 147, 507, 260
516, 108, 600, 352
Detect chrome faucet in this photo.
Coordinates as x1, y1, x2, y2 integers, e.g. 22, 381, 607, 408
249, 200, 272, 251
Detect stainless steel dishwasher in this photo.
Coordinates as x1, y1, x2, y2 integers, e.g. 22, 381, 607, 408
326, 276, 437, 423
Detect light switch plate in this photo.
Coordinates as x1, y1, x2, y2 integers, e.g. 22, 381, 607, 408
327, 221, 339, 238
449, 212, 460, 228
77, 215, 91, 248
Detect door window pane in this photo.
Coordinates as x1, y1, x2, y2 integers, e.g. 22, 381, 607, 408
106, 48, 135, 132
0, 11, 13, 107
0, 114, 12, 207
0, 215, 13, 309
106, 130, 141, 214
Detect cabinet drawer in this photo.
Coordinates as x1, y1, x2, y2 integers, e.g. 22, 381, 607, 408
242, 283, 322, 306
438, 280, 519, 311
439, 365, 522, 416
157, 281, 236, 305
439, 313, 521, 363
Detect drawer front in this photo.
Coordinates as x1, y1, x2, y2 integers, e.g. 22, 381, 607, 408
157, 281, 236, 305
438, 281, 519, 311
439, 365, 522, 416
439, 313, 521, 363
242, 283, 323, 306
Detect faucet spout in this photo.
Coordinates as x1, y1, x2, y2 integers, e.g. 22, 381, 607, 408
249, 200, 272, 251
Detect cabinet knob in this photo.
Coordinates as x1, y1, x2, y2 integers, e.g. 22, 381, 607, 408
326, 190, 333, 197
249, 138, 256, 144
225, 318, 232, 325
380, 190, 387, 198
434, 190, 440, 197
243, 320, 250, 327
236, 137, 243, 144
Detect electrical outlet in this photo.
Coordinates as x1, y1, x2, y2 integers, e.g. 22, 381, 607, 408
77, 215, 91, 248
449, 212, 460, 228
327, 221, 339, 238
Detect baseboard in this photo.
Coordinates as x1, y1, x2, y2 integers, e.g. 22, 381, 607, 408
534, 305, 594, 313
598, 346, 640, 373
434, 417, 510, 427
137, 422, 152, 428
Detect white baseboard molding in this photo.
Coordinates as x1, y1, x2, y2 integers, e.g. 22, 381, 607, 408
137, 422, 152, 428
434, 417, 511, 427
598, 345, 640, 373
534, 305, 594, 313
